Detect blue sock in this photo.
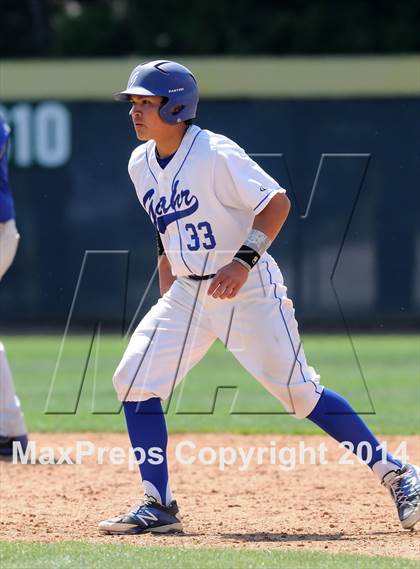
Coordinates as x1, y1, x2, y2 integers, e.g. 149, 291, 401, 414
308, 388, 401, 473
123, 398, 172, 506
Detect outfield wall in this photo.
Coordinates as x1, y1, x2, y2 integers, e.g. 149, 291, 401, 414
0, 57, 419, 330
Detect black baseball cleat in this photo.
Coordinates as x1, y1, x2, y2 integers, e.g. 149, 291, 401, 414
0, 434, 28, 456
98, 496, 183, 535
382, 464, 420, 529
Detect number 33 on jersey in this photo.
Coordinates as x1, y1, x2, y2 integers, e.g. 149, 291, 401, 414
128, 125, 285, 276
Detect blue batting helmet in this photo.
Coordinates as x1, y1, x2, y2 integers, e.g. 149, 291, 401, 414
114, 60, 199, 125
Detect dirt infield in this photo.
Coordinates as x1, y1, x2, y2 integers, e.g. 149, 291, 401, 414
1, 433, 419, 560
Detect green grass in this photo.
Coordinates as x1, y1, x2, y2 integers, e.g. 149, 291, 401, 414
3, 334, 419, 434
0, 542, 417, 569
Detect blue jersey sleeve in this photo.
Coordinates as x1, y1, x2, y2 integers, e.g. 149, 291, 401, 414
0, 118, 15, 222
0, 118, 10, 147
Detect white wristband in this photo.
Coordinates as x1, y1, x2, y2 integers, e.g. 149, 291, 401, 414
243, 229, 271, 256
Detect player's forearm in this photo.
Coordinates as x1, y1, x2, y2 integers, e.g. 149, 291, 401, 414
253, 193, 290, 242
158, 254, 176, 296
229, 193, 291, 274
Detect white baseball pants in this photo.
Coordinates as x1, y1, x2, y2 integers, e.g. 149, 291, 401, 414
0, 341, 27, 437
0, 219, 20, 281
113, 254, 323, 419
0, 219, 26, 436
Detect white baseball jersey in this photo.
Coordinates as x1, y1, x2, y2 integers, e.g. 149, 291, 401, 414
128, 124, 285, 276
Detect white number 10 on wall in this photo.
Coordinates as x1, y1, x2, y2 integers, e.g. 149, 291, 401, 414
0, 102, 71, 168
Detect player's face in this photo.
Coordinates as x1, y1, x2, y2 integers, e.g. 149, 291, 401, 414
129, 96, 167, 141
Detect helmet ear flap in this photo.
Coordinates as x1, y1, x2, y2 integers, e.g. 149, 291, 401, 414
159, 99, 187, 124
160, 98, 184, 117
171, 105, 185, 116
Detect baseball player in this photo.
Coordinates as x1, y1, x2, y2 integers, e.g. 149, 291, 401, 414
0, 114, 28, 455
99, 61, 420, 534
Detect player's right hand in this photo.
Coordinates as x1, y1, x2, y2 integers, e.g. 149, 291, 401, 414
207, 261, 249, 300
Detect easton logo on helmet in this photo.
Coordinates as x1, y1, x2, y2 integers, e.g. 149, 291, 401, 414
168, 88, 185, 93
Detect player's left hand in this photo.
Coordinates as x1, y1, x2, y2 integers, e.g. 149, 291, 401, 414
207, 261, 249, 299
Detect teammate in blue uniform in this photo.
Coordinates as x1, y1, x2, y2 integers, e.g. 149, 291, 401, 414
99, 61, 420, 535
0, 114, 28, 455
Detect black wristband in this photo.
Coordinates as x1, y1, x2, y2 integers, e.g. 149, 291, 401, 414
156, 230, 165, 256
233, 245, 260, 270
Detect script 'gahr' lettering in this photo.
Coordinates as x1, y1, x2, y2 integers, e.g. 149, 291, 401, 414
142, 180, 199, 233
